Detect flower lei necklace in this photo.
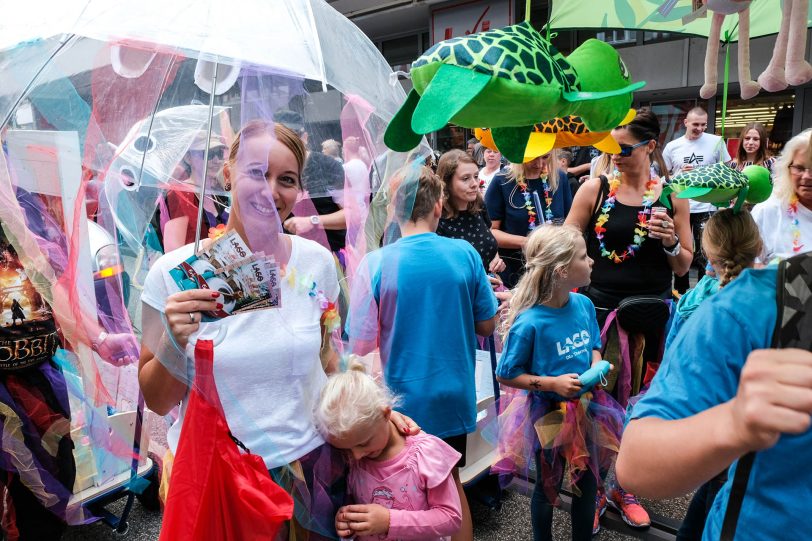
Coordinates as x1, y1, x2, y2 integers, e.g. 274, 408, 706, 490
788, 195, 805, 254
594, 172, 658, 264
516, 175, 553, 230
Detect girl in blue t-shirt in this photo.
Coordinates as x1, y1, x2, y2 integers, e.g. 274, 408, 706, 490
492, 224, 625, 541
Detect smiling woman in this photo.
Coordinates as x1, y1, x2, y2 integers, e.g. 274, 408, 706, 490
751, 129, 812, 261
138, 121, 355, 539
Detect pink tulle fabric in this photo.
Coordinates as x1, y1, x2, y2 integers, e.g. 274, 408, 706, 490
492, 389, 624, 505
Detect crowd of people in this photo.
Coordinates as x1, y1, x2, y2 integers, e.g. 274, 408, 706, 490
5, 85, 810, 540
132, 99, 812, 541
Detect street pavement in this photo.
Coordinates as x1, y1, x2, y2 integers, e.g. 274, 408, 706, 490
63, 485, 689, 540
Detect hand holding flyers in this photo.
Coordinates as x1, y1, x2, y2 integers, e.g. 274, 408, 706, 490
168, 231, 281, 321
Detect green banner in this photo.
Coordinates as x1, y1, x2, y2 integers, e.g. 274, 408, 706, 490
550, 0, 812, 42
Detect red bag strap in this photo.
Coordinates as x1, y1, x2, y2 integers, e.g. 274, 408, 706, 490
193, 339, 226, 417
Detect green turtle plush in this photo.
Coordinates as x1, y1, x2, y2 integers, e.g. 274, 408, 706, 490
384, 20, 645, 163
659, 163, 772, 214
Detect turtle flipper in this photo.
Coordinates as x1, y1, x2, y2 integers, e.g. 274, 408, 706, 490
676, 186, 713, 200
411, 65, 491, 134
593, 134, 620, 154
523, 131, 557, 162
491, 125, 534, 164
659, 185, 674, 209
384, 89, 423, 151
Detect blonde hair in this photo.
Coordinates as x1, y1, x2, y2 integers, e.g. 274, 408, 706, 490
436, 149, 482, 219
313, 364, 399, 441
592, 153, 613, 177
501, 224, 583, 338
506, 150, 560, 192
321, 138, 341, 157
702, 208, 762, 287
774, 129, 812, 206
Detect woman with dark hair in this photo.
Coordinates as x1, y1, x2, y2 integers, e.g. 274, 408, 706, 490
485, 151, 573, 287
728, 122, 775, 175
565, 108, 692, 530
436, 149, 504, 276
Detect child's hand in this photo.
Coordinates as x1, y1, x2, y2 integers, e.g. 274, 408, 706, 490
552, 374, 582, 398
335, 506, 354, 538
339, 504, 391, 537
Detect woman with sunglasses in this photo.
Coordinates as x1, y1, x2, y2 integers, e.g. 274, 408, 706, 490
484, 150, 573, 287
565, 108, 692, 530
566, 108, 692, 308
163, 133, 231, 252
728, 122, 775, 176
751, 129, 812, 262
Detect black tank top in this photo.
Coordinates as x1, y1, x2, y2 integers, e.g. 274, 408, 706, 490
586, 177, 673, 300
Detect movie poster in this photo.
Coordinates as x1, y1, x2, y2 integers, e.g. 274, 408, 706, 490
0, 226, 58, 370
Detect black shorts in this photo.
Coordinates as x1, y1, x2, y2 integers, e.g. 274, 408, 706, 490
441, 433, 468, 468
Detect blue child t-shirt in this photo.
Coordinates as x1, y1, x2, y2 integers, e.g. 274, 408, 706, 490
496, 293, 601, 400
632, 267, 812, 541
349, 233, 497, 438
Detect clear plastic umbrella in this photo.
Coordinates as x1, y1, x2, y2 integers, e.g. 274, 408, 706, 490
0, 0, 429, 535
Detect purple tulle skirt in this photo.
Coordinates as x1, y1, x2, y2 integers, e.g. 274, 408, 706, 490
492, 388, 624, 505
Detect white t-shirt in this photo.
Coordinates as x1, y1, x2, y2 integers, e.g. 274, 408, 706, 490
479, 166, 502, 194
663, 133, 731, 214
751, 195, 812, 262
142, 235, 339, 469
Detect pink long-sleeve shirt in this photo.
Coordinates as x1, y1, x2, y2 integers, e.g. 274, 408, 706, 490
347, 432, 462, 540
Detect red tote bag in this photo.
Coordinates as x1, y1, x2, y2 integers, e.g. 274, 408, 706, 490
159, 340, 294, 541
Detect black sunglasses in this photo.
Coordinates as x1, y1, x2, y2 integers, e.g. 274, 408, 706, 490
615, 140, 651, 158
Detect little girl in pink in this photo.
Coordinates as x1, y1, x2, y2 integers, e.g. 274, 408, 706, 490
313, 365, 462, 540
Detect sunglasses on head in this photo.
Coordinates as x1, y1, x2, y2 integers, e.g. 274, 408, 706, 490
615, 140, 651, 158
191, 147, 225, 160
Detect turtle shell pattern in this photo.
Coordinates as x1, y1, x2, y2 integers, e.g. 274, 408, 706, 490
412, 21, 578, 92
537, 115, 587, 134
674, 163, 747, 190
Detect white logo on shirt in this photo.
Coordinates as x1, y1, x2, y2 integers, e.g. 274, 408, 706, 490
556, 330, 591, 356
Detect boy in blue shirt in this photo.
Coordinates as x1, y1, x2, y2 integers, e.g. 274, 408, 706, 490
618, 264, 812, 541
349, 165, 498, 541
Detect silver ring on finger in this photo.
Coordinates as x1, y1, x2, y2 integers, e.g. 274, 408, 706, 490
188, 312, 195, 324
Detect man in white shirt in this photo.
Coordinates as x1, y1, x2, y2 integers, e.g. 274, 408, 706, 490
662, 107, 731, 293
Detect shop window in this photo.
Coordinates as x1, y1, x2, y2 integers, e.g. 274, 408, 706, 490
714, 93, 795, 152
596, 30, 637, 46
382, 35, 421, 66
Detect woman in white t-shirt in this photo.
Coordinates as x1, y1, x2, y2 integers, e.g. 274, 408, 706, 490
478, 147, 503, 193
139, 121, 413, 540
752, 129, 812, 262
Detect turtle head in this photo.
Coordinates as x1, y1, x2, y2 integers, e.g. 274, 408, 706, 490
563, 40, 646, 132
741, 165, 772, 205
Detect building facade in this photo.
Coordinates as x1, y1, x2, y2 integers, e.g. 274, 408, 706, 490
332, 0, 810, 152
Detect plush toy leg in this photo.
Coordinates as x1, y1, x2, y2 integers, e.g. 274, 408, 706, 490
785, 0, 812, 86
700, 12, 725, 99
737, 8, 760, 99
757, 2, 791, 91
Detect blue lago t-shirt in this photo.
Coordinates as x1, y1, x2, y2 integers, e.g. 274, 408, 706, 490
632, 267, 812, 541
496, 293, 601, 400
349, 233, 498, 438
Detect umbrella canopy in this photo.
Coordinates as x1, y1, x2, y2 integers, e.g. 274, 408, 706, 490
0, 1, 429, 533
550, 0, 812, 42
